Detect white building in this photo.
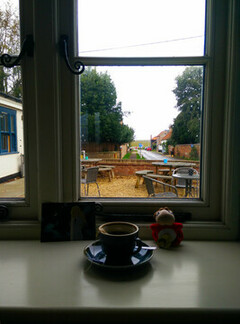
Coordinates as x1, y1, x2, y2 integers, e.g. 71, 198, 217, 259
0, 93, 24, 181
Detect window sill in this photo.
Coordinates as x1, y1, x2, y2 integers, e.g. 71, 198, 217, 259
0, 240, 240, 324
0, 151, 19, 155
0, 219, 238, 241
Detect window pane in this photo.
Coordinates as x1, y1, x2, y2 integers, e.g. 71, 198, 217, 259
10, 115, 14, 132
78, 0, 206, 57
1, 113, 8, 131
1, 134, 8, 150
0, 0, 24, 199
80, 66, 202, 199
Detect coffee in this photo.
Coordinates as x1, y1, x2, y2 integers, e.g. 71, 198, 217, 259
107, 231, 129, 235
98, 222, 141, 262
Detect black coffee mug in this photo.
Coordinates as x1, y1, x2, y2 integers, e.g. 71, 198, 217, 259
98, 222, 142, 263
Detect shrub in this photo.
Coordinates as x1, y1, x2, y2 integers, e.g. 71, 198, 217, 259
189, 145, 199, 160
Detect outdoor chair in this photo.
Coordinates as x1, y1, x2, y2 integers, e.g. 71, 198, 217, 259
81, 166, 100, 197
172, 167, 199, 197
143, 175, 178, 198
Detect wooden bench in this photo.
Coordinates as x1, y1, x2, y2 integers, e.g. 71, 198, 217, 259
147, 173, 172, 185
135, 170, 154, 188
157, 168, 171, 175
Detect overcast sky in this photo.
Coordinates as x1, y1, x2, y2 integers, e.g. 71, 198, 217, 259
78, 0, 205, 140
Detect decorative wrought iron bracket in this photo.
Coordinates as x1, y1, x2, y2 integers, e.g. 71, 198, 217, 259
59, 35, 85, 75
0, 34, 34, 68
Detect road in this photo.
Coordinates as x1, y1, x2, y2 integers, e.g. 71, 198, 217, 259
138, 149, 176, 160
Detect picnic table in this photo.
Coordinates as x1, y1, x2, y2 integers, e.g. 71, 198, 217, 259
97, 165, 115, 181
135, 170, 154, 188
81, 165, 114, 182
152, 162, 196, 175
81, 158, 102, 165
147, 174, 172, 185
98, 167, 114, 182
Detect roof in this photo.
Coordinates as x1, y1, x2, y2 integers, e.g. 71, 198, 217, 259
0, 92, 22, 103
161, 128, 172, 141
152, 130, 169, 141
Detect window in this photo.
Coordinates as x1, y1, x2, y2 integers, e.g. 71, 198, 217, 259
78, 0, 205, 201
0, 0, 239, 241
0, 107, 17, 154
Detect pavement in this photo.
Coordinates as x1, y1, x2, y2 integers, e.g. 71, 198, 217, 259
0, 177, 25, 198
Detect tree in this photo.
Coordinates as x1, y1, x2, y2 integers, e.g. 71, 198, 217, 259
0, 1, 22, 98
81, 68, 134, 145
170, 67, 203, 145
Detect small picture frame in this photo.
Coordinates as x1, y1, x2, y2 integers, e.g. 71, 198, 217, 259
41, 202, 96, 242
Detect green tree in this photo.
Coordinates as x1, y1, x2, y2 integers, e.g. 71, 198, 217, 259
0, 1, 22, 98
81, 68, 134, 145
170, 67, 203, 145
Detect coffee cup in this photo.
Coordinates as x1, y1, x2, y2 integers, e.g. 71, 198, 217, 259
98, 221, 142, 263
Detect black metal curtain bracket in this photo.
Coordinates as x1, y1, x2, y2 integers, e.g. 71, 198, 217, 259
0, 34, 34, 68
59, 35, 85, 75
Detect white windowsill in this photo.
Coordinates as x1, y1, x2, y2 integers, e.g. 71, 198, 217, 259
0, 220, 238, 241
0, 240, 240, 324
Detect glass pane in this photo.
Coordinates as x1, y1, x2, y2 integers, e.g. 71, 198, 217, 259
80, 66, 202, 199
0, 113, 8, 131
1, 134, 8, 150
0, 0, 25, 199
10, 114, 14, 132
78, 0, 206, 57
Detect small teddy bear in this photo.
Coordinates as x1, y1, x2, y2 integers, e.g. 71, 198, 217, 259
150, 207, 183, 249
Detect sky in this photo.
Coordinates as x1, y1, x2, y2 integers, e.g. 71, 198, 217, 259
78, 0, 205, 140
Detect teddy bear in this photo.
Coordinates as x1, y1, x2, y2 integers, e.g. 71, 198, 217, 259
150, 207, 183, 249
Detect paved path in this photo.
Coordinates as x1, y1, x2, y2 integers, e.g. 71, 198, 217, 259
139, 150, 176, 160
0, 177, 24, 198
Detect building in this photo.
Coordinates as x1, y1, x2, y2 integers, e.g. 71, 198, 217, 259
152, 129, 171, 152
0, 93, 24, 182
161, 128, 172, 153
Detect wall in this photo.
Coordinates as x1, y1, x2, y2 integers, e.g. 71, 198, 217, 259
82, 143, 128, 159
120, 144, 128, 159
87, 151, 120, 159
170, 144, 200, 159
0, 154, 22, 179
94, 159, 200, 176
82, 142, 118, 152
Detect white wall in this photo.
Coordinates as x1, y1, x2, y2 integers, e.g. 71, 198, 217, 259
0, 153, 22, 178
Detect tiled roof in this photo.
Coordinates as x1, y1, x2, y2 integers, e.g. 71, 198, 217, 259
162, 128, 172, 141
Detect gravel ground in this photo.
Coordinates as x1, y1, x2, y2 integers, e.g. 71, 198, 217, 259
81, 175, 187, 198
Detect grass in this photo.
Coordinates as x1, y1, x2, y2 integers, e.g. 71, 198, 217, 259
122, 152, 131, 159
131, 140, 150, 148
136, 153, 145, 159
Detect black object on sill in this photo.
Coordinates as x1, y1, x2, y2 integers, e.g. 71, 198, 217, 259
0, 35, 34, 68
59, 35, 85, 75
0, 205, 9, 222
41, 202, 96, 242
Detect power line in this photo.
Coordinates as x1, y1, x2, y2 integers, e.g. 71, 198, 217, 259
79, 35, 203, 54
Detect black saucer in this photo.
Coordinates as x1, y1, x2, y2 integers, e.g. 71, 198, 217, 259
84, 239, 153, 269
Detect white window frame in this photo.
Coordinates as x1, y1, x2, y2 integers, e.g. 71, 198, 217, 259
0, 0, 239, 241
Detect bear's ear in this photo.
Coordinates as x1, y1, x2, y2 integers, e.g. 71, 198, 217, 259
153, 209, 161, 220
153, 211, 158, 220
